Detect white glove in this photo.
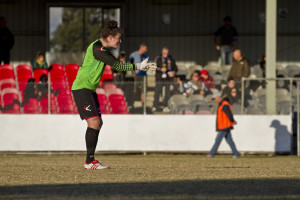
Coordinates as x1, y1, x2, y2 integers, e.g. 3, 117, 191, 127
136, 58, 157, 71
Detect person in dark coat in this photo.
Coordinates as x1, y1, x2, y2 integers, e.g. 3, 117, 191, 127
0, 17, 14, 64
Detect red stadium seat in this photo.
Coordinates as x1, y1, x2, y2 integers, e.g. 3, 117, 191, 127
0, 64, 14, 69
34, 69, 48, 82
103, 83, 117, 90
110, 105, 129, 114
100, 65, 113, 82
0, 79, 16, 90
40, 95, 58, 114
2, 88, 20, 114
96, 88, 106, 95
106, 88, 124, 96
23, 98, 39, 114
97, 93, 110, 114
51, 81, 68, 91
16, 64, 33, 91
56, 93, 75, 114
0, 66, 15, 80
65, 64, 79, 83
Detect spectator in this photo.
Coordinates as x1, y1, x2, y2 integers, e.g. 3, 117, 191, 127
184, 71, 206, 97
227, 49, 250, 88
32, 52, 48, 71
37, 74, 59, 99
113, 51, 126, 82
228, 87, 240, 105
199, 69, 215, 89
259, 54, 266, 77
0, 16, 14, 64
152, 47, 178, 112
170, 75, 185, 96
22, 78, 40, 106
213, 16, 238, 66
221, 79, 235, 97
129, 43, 148, 105
207, 92, 239, 158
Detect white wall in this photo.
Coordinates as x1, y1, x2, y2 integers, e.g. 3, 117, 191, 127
0, 115, 292, 153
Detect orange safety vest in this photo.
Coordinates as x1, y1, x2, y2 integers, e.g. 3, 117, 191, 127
217, 100, 234, 130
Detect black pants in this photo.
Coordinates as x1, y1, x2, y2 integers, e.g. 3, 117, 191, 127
153, 81, 171, 108
0, 49, 10, 64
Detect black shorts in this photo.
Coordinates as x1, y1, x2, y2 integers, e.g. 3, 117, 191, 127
72, 89, 101, 120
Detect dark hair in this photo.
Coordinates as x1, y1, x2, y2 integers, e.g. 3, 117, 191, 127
100, 20, 121, 39
224, 16, 232, 22
36, 51, 44, 58
40, 74, 48, 82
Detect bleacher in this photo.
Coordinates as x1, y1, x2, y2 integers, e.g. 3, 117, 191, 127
0, 64, 129, 114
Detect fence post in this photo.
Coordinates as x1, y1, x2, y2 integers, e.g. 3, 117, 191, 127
143, 76, 147, 115
241, 77, 245, 114
297, 82, 300, 156
48, 73, 51, 115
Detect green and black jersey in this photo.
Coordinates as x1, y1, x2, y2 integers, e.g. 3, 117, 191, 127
72, 39, 137, 92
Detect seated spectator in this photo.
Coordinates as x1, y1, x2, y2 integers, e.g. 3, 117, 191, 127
37, 74, 59, 99
184, 72, 206, 96
32, 51, 48, 71
259, 53, 266, 77
170, 75, 185, 96
22, 78, 40, 106
199, 69, 215, 89
221, 79, 235, 97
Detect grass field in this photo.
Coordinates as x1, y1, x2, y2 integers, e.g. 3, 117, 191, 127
0, 154, 299, 200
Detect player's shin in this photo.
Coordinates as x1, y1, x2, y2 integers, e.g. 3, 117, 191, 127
85, 127, 100, 163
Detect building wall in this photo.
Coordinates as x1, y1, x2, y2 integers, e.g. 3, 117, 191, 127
0, 0, 299, 67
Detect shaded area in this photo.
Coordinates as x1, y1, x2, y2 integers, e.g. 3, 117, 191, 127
270, 120, 292, 153
0, 179, 299, 200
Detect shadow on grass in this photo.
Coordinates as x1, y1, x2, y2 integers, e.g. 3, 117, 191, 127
0, 179, 300, 199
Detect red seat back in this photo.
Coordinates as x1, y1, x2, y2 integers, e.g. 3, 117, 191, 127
34, 69, 48, 82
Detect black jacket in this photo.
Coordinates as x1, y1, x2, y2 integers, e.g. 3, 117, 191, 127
0, 27, 14, 51
155, 54, 178, 81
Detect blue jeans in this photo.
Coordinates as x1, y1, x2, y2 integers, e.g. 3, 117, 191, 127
220, 46, 233, 65
210, 130, 239, 156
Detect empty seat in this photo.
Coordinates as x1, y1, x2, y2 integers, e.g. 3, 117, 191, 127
0, 79, 16, 90
96, 88, 106, 95
0, 66, 15, 80
286, 64, 300, 77
168, 94, 187, 111
103, 82, 117, 90
40, 94, 57, 114
16, 64, 33, 91
100, 65, 113, 82
56, 93, 75, 114
204, 65, 221, 75
2, 88, 20, 114
50, 64, 65, 82
23, 98, 39, 114
106, 88, 124, 96
110, 104, 129, 114
34, 69, 48, 82
0, 64, 14, 69
65, 64, 79, 88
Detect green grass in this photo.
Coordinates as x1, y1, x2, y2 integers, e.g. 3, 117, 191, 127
0, 154, 299, 199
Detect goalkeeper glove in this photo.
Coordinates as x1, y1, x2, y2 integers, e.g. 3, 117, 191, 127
136, 58, 157, 71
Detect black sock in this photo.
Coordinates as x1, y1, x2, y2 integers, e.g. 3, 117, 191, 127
85, 127, 100, 163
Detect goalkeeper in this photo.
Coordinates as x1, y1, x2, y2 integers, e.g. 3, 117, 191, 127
72, 20, 156, 170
